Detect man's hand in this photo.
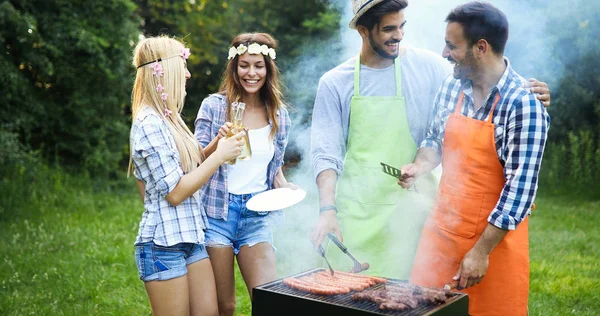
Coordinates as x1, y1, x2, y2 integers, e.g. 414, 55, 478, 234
526, 78, 551, 107
453, 247, 489, 290
310, 210, 342, 249
398, 163, 420, 189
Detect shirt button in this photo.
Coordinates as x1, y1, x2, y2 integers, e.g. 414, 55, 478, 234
495, 126, 504, 136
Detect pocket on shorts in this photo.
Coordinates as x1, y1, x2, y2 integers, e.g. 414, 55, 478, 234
151, 244, 186, 272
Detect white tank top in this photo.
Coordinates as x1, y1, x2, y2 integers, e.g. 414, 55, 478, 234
227, 124, 275, 194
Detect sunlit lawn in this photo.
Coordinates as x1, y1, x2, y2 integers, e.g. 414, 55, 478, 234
528, 196, 600, 315
0, 175, 598, 315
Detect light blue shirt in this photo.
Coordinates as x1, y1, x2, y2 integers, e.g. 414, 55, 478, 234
310, 47, 452, 180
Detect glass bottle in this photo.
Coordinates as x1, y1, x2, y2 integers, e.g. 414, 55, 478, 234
224, 102, 253, 164
225, 102, 239, 165
236, 102, 252, 161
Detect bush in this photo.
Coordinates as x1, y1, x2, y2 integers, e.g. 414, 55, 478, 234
539, 130, 600, 197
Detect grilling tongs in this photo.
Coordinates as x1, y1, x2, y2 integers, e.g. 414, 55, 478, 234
317, 245, 335, 276
326, 233, 370, 273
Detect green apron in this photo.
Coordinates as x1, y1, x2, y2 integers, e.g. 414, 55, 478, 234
331, 56, 437, 279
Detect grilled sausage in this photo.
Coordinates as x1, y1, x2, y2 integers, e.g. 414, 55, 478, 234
333, 270, 387, 284
309, 272, 372, 291
283, 277, 350, 295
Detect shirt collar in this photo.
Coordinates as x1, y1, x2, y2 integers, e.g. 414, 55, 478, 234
460, 57, 513, 98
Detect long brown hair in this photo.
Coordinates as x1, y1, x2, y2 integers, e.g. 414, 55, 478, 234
219, 33, 285, 139
129, 36, 202, 176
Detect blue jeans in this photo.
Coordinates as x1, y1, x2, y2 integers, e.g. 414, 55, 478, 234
205, 192, 277, 255
134, 242, 209, 282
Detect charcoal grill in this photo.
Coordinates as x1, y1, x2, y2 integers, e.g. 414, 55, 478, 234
252, 268, 468, 316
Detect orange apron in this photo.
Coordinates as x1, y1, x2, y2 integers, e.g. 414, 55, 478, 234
410, 92, 529, 316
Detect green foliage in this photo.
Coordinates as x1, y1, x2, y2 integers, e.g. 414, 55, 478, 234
532, 0, 600, 196
137, 0, 341, 125
0, 0, 341, 175
0, 0, 139, 176
539, 130, 600, 197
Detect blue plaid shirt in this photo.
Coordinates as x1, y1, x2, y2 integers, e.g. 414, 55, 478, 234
130, 107, 208, 246
422, 58, 550, 230
194, 94, 291, 220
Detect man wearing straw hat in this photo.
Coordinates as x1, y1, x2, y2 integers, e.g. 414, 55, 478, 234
309, 0, 550, 278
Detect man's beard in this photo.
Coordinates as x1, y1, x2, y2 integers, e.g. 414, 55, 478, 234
450, 49, 477, 80
369, 34, 399, 60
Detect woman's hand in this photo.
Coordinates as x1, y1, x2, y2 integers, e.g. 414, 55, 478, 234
217, 122, 234, 139
214, 131, 244, 163
273, 167, 297, 189
275, 181, 298, 190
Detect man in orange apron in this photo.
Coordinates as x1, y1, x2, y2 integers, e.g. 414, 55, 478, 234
399, 2, 550, 315
309, 0, 551, 280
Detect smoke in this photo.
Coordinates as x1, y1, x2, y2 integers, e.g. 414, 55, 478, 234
274, 0, 595, 277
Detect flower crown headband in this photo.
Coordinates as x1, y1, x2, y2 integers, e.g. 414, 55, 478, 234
137, 47, 191, 117
228, 43, 276, 60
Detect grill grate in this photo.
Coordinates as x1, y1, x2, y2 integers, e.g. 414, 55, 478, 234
252, 268, 469, 316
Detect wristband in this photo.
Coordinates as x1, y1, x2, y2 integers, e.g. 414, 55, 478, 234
319, 204, 338, 214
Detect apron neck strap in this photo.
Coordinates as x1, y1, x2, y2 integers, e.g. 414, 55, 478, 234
456, 91, 502, 123
456, 92, 465, 114
487, 93, 501, 123
354, 55, 402, 97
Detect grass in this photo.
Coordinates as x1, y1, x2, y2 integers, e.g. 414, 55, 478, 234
528, 196, 600, 315
0, 171, 598, 315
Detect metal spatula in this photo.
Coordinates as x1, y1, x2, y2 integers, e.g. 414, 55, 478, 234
380, 162, 402, 179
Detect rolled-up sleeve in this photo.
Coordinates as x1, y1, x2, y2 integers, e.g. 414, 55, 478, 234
489, 94, 549, 230
194, 98, 216, 148
420, 85, 447, 155
310, 79, 345, 181
276, 108, 291, 165
134, 118, 184, 197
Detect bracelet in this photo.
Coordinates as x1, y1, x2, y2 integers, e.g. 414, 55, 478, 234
319, 204, 338, 214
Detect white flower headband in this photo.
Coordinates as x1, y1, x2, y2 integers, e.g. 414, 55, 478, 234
228, 43, 276, 60
137, 48, 191, 117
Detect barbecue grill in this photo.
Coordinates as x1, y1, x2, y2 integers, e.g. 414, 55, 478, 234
252, 268, 469, 316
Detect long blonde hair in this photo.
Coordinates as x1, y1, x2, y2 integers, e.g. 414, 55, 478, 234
219, 33, 286, 139
129, 36, 201, 175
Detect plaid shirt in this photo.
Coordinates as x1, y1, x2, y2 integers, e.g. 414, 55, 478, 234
194, 94, 291, 220
422, 58, 550, 230
130, 107, 208, 246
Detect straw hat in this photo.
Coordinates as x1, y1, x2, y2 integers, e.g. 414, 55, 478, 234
349, 0, 388, 29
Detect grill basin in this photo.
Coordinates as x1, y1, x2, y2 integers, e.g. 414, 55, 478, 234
252, 269, 469, 316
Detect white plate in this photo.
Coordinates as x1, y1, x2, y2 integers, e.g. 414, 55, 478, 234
246, 187, 307, 212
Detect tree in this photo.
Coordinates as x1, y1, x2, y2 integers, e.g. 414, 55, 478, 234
136, 0, 341, 123
0, 0, 139, 176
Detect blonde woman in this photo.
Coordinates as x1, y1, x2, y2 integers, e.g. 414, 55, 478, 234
129, 36, 244, 316
194, 33, 294, 316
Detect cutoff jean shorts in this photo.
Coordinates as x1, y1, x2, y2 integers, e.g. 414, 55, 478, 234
134, 241, 209, 282
205, 192, 279, 255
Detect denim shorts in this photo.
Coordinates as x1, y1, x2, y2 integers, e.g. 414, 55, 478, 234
134, 241, 209, 282
205, 192, 278, 255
